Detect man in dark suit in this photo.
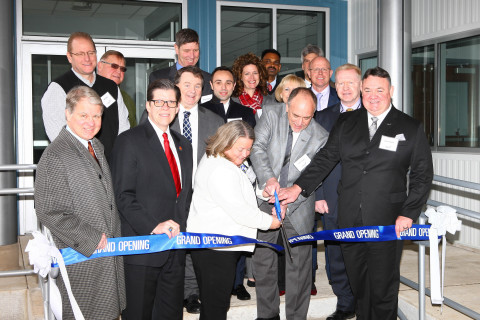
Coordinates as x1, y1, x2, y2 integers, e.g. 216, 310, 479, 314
201, 66, 256, 128
309, 56, 339, 112
110, 79, 193, 319
314, 63, 363, 320
280, 67, 434, 320
149, 28, 212, 103
261, 49, 283, 95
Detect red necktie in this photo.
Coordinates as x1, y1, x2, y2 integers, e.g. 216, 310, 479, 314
268, 83, 273, 91
88, 141, 99, 165
163, 132, 182, 197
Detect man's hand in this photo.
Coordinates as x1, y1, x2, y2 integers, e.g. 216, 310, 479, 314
277, 184, 302, 205
264, 177, 280, 197
395, 215, 413, 237
315, 200, 329, 214
271, 203, 287, 220
96, 233, 107, 250
151, 220, 181, 239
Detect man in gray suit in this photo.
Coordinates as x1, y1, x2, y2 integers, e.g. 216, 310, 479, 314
250, 87, 329, 320
35, 86, 126, 319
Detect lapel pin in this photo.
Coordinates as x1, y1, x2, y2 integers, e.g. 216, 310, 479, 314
179, 146, 183, 151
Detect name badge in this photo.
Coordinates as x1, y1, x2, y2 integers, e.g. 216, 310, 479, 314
200, 94, 213, 104
294, 154, 311, 172
101, 92, 115, 108
379, 135, 399, 152
227, 118, 242, 122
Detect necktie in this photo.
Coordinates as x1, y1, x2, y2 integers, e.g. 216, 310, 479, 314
88, 141, 99, 165
163, 132, 181, 197
183, 111, 192, 143
369, 117, 378, 141
268, 83, 273, 92
346, 108, 354, 112
315, 92, 323, 111
279, 128, 293, 188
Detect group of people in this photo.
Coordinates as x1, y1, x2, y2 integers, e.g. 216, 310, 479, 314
34, 27, 433, 320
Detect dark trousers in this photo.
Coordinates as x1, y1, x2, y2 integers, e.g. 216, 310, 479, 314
233, 253, 246, 289
191, 249, 241, 320
341, 240, 403, 320
123, 250, 185, 320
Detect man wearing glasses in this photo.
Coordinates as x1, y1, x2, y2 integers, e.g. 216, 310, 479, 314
97, 50, 137, 128
41, 32, 130, 158
110, 79, 193, 319
309, 56, 339, 112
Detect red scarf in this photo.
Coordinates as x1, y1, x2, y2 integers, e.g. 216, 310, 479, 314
239, 89, 263, 114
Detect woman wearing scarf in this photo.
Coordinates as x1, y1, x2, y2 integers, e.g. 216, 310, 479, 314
232, 52, 274, 117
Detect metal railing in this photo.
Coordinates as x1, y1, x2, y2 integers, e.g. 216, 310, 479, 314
400, 174, 480, 320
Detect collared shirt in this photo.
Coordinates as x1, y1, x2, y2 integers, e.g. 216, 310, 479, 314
340, 99, 362, 113
148, 117, 182, 186
311, 85, 331, 111
304, 79, 312, 88
223, 99, 231, 115
368, 104, 392, 128
292, 131, 300, 150
175, 62, 184, 70
66, 125, 90, 150
178, 103, 199, 180
41, 68, 130, 141
268, 76, 277, 90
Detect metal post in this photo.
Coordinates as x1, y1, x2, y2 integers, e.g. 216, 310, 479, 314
418, 214, 427, 320
0, 0, 17, 245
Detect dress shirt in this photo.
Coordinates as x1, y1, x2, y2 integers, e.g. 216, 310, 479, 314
223, 99, 231, 115
368, 104, 392, 128
311, 85, 331, 111
66, 125, 90, 151
340, 99, 362, 113
148, 117, 182, 186
41, 68, 130, 141
304, 79, 312, 88
178, 103, 199, 180
268, 77, 278, 90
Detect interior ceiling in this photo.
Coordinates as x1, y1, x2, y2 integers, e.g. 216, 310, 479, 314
23, 0, 158, 19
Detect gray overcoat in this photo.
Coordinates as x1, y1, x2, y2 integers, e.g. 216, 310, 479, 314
35, 127, 126, 319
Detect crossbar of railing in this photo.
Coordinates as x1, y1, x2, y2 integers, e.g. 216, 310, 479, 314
0, 269, 36, 277
0, 164, 37, 171
434, 174, 480, 192
401, 276, 480, 319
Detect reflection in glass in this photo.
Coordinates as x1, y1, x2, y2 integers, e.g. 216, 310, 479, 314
412, 45, 435, 146
359, 56, 378, 75
221, 6, 272, 67
439, 36, 480, 147
276, 9, 325, 75
23, 0, 181, 41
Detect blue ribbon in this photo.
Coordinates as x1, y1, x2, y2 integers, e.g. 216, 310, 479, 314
55, 232, 284, 267
288, 224, 435, 244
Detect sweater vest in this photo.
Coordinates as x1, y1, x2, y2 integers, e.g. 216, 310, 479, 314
54, 70, 119, 158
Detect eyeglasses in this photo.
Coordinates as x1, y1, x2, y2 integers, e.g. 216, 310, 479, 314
70, 51, 97, 58
100, 60, 127, 72
309, 68, 331, 74
149, 99, 178, 108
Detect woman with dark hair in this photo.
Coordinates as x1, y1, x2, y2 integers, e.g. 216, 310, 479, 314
231, 52, 273, 117
187, 120, 281, 320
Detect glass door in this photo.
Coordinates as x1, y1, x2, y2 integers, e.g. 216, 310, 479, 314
18, 42, 175, 233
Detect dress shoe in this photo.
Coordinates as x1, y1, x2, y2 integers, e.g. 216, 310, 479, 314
256, 315, 280, 320
232, 284, 251, 300
326, 309, 356, 320
183, 294, 201, 314
247, 279, 256, 287
311, 283, 317, 296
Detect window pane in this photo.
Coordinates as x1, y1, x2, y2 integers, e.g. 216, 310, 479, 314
23, 0, 181, 41
221, 6, 272, 66
439, 36, 480, 147
359, 56, 377, 75
276, 9, 325, 75
412, 45, 435, 146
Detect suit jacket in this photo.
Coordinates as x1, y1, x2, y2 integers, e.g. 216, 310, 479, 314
110, 121, 193, 267
170, 106, 224, 164
201, 96, 256, 128
296, 106, 434, 228
35, 128, 125, 319
149, 65, 213, 97
250, 105, 329, 235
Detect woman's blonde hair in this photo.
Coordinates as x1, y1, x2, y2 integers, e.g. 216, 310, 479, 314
206, 120, 254, 158
274, 74, 306, 102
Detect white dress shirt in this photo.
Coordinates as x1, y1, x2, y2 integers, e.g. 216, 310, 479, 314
178, 103, 199, 181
